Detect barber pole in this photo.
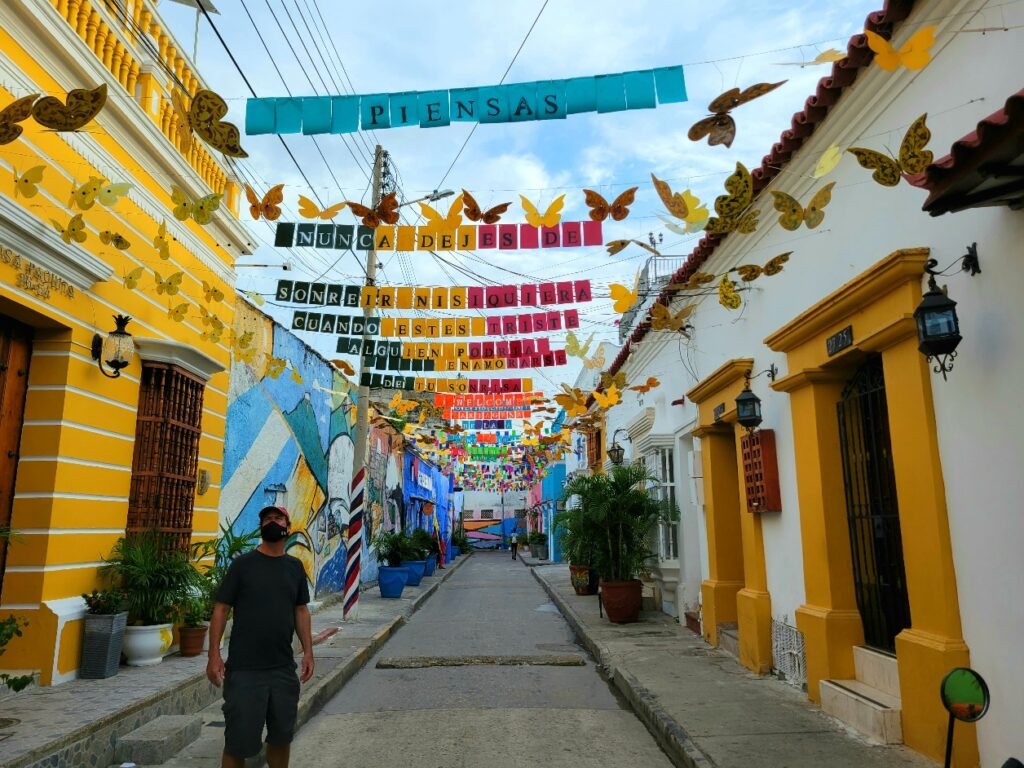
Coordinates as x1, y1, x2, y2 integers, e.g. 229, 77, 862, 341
344, 468, 366, 617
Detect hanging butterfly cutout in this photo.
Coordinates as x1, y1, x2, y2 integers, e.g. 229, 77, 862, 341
122, 266, 144, 289
0, 94, 40, 144
97, 181, 132, 207
770, 182, 835, 230
199, 306, 216, 326
389, 392, 418, 415
520, 194, 565, 228
592, 385, 620, 410
167, 302, 189, 322
704, 163, 759, 235
236, 345, 257, 364
583, 187, 637, 222
865, 26, 936, 71
153, 220, 171, 260
348, 191, 400, 227
813, 144, 844, 179
680, 272, 716, 290
650, 302, 695, 332
419, 193, 464, 229
154, 270, 183, 296
231, 330, 255, 350
244, 290, 265, 306
462, 190, 511, 224
564, 330, 594, 359
171, 88, 247, 157
606, 240, 661, 257
99, 230, 131, 250
297, 194, 346, 220
31, 84, 107, 132
847, 114, 933, 187
583, 346, 606, 370
652, 174, 709, 232
171, 186, 222, 224
203, 280, 224, 303
734, 252, 792, 282
629, 376, 661, 394
245, 183, 284, 221
51, 214, 87, 244
774, 48, 846, 67
688, 81, 786, 148
718, 275, 742, 310
13, 165, 45, 198
601, 371, 627, 390
69, 177, 105, 210
609, 284, 639, 313
554, 385, 588, 417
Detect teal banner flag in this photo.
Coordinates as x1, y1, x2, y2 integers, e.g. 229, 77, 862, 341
245, 65, 686, 136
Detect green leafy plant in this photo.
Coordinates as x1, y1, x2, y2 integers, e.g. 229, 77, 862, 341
82, 588, 127, 615
409, 527, 439, 557
177, 597, 208, 628
516, 532, 529, 546
450, 528, 471, 550
189, 523, 260, 620
372, 528, 406, 568
0, 527, 32, 691
400, 530, 428, 561
529, 531, 548, 546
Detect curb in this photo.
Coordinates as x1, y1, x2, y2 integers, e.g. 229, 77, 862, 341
526, 564, 715, 768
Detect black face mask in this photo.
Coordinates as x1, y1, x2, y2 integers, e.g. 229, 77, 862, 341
260, 521, 288, 543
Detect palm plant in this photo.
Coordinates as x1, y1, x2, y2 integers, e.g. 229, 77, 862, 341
188, 523, 260, 619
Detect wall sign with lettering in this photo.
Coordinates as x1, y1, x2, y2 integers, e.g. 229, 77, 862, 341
1, 246, 75, 302
826, 325, 854, 357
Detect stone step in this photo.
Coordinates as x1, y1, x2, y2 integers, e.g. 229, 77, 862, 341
820, 678, 903, 744
717, 623, 740, 659
853, 644, 901, 698
114, 714, 203, 765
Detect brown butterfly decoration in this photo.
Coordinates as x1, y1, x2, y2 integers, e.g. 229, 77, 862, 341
245, 183, 285, 221
847, 114, 933, 187
0, 94, 40, 145
347, 191, 400, 227
31, 84, 107, 132
462, 190, 511, 224
734, 252, 792, 282
606, 239, 660, 257
688, 81, 786, 148
583, 186, 638, 221
173, 89, 248, 158
704, 163, 759, 235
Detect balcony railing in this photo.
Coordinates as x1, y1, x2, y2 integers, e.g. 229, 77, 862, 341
618, 255, 686, 342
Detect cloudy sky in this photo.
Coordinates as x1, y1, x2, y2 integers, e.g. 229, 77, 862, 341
159, 0, 883, 391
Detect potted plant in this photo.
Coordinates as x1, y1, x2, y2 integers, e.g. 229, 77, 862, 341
372, 529, 409, 599
555, 488, 602, 596
531, 531, 549, 560
450, 528, 471, 557
400, 531, 429, 587
79, 588, 128, 679
176, 598, 208, 657
100, 530, 201, 665
410, 528, 440, 577
189, 523, 260, 650
562, 463, 675, 623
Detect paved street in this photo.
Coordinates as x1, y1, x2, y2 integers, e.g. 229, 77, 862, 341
290, 551, 673, 767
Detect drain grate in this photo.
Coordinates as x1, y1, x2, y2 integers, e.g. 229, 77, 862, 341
376, 654, 585, 669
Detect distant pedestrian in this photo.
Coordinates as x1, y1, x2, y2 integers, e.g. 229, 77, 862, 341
511, 533, 519, 560
207, 506, 314, 768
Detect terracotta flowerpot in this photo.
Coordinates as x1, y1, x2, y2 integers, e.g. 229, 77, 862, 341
600, 579, 643, 624
569, 564, 598, 595
178, 625, 208, 657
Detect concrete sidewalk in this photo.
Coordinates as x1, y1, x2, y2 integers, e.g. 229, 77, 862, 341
521, 556, 936, 768
0, 552, 472, 768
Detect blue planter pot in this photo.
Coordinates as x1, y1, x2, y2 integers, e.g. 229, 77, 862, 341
378, 566, 409, 598
401, 559, 426, 586
423, 554, 437, 577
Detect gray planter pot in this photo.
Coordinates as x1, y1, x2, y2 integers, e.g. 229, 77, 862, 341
537, 543, 549, 560
529, 544, 539, 558
79, 611, 127, 679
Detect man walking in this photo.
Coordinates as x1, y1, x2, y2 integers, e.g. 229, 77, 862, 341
511, 530, 519, 560
207, 506, 314, 768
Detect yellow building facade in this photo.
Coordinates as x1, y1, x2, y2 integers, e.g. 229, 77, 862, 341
0, 0, 249, 684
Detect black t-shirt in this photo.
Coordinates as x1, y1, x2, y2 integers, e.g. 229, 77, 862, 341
216, 550, 310, 671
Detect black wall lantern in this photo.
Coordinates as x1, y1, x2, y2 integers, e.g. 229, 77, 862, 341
607, 428, 629, 466
735, 364, 778, 432
90, 314, 135, 378
915, 245, 980, 381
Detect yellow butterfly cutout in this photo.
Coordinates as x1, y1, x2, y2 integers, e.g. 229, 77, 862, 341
167, 301, 189, 322
154, 270, 183, 296
122, 266, 144, 289
198, 306, 215, 326
419, 193, 464, 229
171, 185, 222, 224
734, 252, 792, 282
520, 194, 565, 228
388, 392, 418, 415
234, 330, 254, 350
592, 385, 620, 410
651, 175, 709, 231
554, 385, 587, 418
96, 182, 131, 207
153, 220, 171, 260
201, 325, 224, 344
847, 114, 933, 187
775, 48, 846, 67
297, 194, 346, 220
69, 176, 104, 210
266, 357, 287, 379
629, 376, 661, 393
244, 290, 265, 306
601, 371, 626, 390
606, 239, 660, 257
650, 302, 695, 332
865, 26, 936, 72
583, 346, 606, 370
718, 275, 742, 310
236, 346, 256, 364
203, 280, 224, 303
564, 330, 594, 359
290, 366, 303, 384
99, 231, 130, 250
51, 214, 87, 244
13, 165, 45, 198
770, 182, 835, 230
813, 144, 844, 179
609, 283, 639, 314
705, 163, 759, 235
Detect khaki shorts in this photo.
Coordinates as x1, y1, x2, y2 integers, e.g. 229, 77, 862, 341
223, 666, 300, 758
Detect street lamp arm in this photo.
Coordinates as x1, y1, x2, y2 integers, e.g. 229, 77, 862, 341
399, 189, 455, 208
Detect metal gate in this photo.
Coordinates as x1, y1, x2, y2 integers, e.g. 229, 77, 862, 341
836, 355, 911, 651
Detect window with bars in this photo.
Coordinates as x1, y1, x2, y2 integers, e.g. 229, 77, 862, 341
126, 363, 205, 551
586, 428, 603, 469
480, 509, 494, 519
643, 447, 678, 561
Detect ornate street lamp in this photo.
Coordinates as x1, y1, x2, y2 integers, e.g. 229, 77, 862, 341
735, 364, 778, 432
90, 315, 134, 378
607, 428, 628, 466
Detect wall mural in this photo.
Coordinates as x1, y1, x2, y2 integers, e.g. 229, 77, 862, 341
363, 422, 407, 583
221, 300, 357, 596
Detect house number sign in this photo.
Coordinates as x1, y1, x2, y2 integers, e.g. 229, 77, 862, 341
1, 246, 75, 302
826, 325, 853, 357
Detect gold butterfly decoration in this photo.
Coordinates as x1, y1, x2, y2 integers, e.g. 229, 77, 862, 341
69, 177, 105, 210
199, 306, 217, 326
601, 371, 626, 390
734, 252, 792, 282
583, 187, 637, 222
865, 26, 936, 71
564, 330, 594, 359
461, 190, 511, 224
200, 314, 225, 342
154, 270, 183, 296
847, 114, 933, 187
770, 182, 835, 230
629, 376, 661, 394
554, 385, 588, 418
122, 266, 144, 289
0, 94, 40, 145
167, 302, 189, 322
813, 144, 844, 179
679, 272, 716, 290
297, 194, 346, 220
51, 213, 87, 244
388, 392, 418, 415
419, 193, 465, 229
688, 81, 786, 148
520, 195, 565, 228
236, 345, 256, 364
583, 346, 606, 370
13, 165, 44, 198
348, 191, 400, 227
609, 283, 639, 313
171, 186, 222, 224
704, 163, 759, 235
31, 83, 107, 132
592, 385, 620, 410
266, 357, 287, 379
718, 275, 742, 310
651, 175, 710, 234
99, 230, 131, 250
775, 48, 847, 67
203, 281, 224, 303
650, 302, 695, 332
606, 239, 661, 257
230, 330, 255, 351
244, 183, 284, 221
153, 220, 171, 260
171, 88, 248, 157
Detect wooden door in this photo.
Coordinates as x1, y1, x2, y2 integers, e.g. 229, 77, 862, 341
0, 316, 32, 595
